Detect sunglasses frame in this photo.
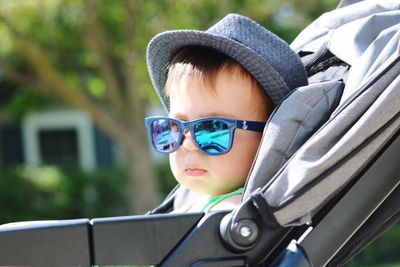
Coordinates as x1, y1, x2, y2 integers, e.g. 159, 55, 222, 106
144, 116, 266, 156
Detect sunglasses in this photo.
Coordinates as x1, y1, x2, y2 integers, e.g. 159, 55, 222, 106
144, 116, 266, 156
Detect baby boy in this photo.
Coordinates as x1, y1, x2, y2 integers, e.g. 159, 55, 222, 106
145, 14, 308, 212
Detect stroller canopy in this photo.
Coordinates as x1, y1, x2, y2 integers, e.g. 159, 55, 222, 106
244, 0, 400, 227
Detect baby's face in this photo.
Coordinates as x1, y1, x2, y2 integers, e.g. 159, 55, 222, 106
168, 67, 267, 197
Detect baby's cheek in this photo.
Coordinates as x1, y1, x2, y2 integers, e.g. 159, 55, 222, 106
169, 154, 181, 182
213, 155, 250, 190
225, 134, 261, 179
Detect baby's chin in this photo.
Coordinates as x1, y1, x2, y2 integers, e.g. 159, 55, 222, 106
177, 174, 241, 196
189, 187, 236, 198
181, 183, 217, 197
186, 186, 214, 197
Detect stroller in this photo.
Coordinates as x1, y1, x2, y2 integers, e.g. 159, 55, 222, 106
0, 0, 399, 266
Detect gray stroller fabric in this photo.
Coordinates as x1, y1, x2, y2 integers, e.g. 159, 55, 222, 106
244, 0, 400, 226
243, 81, 344, 199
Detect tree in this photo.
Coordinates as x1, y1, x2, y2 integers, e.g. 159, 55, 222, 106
0, 0, 338, 214
0, 0, 163, 213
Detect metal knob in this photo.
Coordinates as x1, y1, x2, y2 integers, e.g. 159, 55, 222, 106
232, 219, 259, 247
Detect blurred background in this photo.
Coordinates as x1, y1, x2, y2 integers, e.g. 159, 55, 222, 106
0, 0, 398, 266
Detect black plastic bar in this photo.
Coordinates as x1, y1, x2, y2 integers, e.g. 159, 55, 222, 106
0, 219, 91, 267
0, 211, 289, 267
91, 213, 203, 265
0, 213, 204, 267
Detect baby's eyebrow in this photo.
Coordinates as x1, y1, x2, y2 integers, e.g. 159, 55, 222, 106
169, 112, 237, 120
198, 112, 236, 119
169, 112, 188, 120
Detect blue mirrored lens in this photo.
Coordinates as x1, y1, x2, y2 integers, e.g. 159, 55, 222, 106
194, 120, 230, 155
151, 119, 180, 152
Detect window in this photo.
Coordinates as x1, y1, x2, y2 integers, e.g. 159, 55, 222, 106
38, 128, 79, 168
22, 110, 96, 170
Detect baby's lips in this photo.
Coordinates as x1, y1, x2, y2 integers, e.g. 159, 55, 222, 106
185, 168, 207, 176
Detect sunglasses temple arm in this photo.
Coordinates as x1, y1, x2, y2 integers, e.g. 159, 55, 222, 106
237, 120, 266, 132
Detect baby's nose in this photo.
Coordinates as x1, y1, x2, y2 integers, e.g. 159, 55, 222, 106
181, 129, 199, 152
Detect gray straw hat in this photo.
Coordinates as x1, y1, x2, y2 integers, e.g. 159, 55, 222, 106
147, 13, 308, 110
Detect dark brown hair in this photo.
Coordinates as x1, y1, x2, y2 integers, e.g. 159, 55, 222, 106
165, 46, 272, 117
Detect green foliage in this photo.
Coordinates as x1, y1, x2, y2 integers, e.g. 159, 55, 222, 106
0, 0, 340, 113
0, 166, 129, 223
3, 89, 51, 121
346, 223, 400, 266
0, 163, 177, 224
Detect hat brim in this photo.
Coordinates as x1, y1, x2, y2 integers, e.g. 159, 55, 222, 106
147, 30, 289, 111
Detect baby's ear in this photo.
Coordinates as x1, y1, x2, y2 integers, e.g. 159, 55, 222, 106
210, 194, 242, 211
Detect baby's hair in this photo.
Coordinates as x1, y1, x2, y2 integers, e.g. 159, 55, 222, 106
165, 46, 272, 117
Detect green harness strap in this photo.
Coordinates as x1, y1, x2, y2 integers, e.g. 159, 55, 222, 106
201, 187, 244, 212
